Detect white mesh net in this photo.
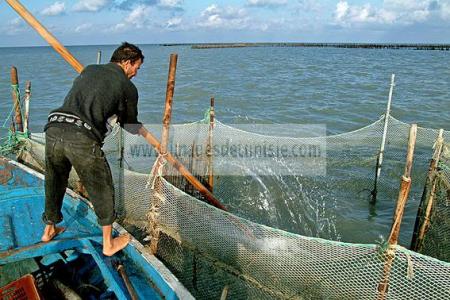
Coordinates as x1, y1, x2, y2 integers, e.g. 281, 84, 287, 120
13, 115, 450, 299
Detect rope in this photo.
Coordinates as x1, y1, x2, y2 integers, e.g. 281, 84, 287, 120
11, 83, 24, 120
1, 106, 16, 129
1, 84, 26, 154
0, 129, 29, 155
201, 107, 211, 124
145, 154, 168, 189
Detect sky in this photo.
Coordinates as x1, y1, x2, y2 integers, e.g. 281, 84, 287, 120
1, 0, 450, 47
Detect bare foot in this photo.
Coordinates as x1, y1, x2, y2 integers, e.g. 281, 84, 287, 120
103, 234, 131, 256
41, 225, 66, 242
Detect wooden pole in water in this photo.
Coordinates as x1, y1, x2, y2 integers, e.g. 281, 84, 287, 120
371, 74, 395, 204
96, 50, 102, 64
6, 0, 227, 211
139, 127, 227, 211
410, 129, 444, 251
207, 97, 215, 192
161, 54, 178, 155
10, 66, 23, 132
5, 0, 84, 73
149, 53, 178, 254
23, 81, 31, 133
377, 124, 417, 300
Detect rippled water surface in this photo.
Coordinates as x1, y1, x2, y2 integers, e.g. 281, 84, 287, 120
1, 45, 449, 132
0, 45, 448, 244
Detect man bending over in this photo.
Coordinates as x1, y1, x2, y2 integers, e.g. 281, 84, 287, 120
41, 42, 144, 256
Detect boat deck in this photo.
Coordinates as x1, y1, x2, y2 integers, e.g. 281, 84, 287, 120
0, 157, 193, 300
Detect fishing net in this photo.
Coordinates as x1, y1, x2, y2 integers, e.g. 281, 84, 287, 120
411, 141, 450, 262
9, 115, 450, 299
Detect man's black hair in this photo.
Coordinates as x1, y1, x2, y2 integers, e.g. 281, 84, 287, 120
110, 42, 144, 64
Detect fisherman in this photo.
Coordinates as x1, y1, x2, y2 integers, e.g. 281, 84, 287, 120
41, 42, 144, 256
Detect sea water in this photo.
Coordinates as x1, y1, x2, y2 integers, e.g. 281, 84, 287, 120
0, 45, 448, 244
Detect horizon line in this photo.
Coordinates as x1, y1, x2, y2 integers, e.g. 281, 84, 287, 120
1, 41, 450, 49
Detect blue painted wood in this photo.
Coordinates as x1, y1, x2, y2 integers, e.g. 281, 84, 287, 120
0, 157, 191, 299
82, 239, 133, 300
0, 215, 15, 250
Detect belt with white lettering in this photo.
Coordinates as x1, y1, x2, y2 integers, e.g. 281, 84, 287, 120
48, 112, 92, 131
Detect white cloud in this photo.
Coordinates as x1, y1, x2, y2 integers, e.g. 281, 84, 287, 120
383, 0, 429, 12
166, 17, 182, 28
441, 2, 450, 20
199, 4, 249, 29
296, 0, 322, 12
112, 4, 152, 31
383, 0, 431, 23
247, 0, 287, 7
334, 1, 402, 27
158, 0, 183, 8
9, 18, 22, 27
112, 23, 126, 31
41, 2, 66, 16
75, 23, 93, 33
73, 0, 109, 12
334, 0, 450, 27
2, 18, 27, 35
125, 5, 151, 27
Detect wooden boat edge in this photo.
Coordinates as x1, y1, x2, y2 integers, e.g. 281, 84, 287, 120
2, 156, 195, 300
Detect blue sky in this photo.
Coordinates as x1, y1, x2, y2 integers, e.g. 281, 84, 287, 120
1, 0, 450, 46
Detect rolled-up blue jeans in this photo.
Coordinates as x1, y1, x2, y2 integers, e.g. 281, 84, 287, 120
42, 124, 115, 226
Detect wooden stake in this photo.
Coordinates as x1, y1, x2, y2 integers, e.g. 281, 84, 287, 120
207, 97, 215, 192
139, 126, 227, 211
161, 54, 178, 154
377, 124, 417, 300
410, 129, 445, 251
97, 50, 102, 64
23, 81, 31, 133
371, 74, 395, 204
150, 54, 178, 254
10, 66, 23, 132
5, 0, 84, 73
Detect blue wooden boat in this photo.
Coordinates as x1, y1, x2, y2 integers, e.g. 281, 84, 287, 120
0, 156, 193, 299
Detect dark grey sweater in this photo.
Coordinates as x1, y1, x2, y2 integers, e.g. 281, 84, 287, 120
45, 63, 142, 142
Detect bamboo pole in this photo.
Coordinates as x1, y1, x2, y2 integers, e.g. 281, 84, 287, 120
97, 50, 102, 64
5, 0, 84, 73
371, 74, 395, 204
10, 66, 23, 132
207, 97, 215, 192
7, 0, 227, 211
410, 129, 444, 251
149, 54, 178, 254
377, 124, 417, 300
23, 81, 31, 133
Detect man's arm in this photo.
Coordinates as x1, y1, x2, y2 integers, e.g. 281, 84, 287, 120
121, 84, 142, 134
